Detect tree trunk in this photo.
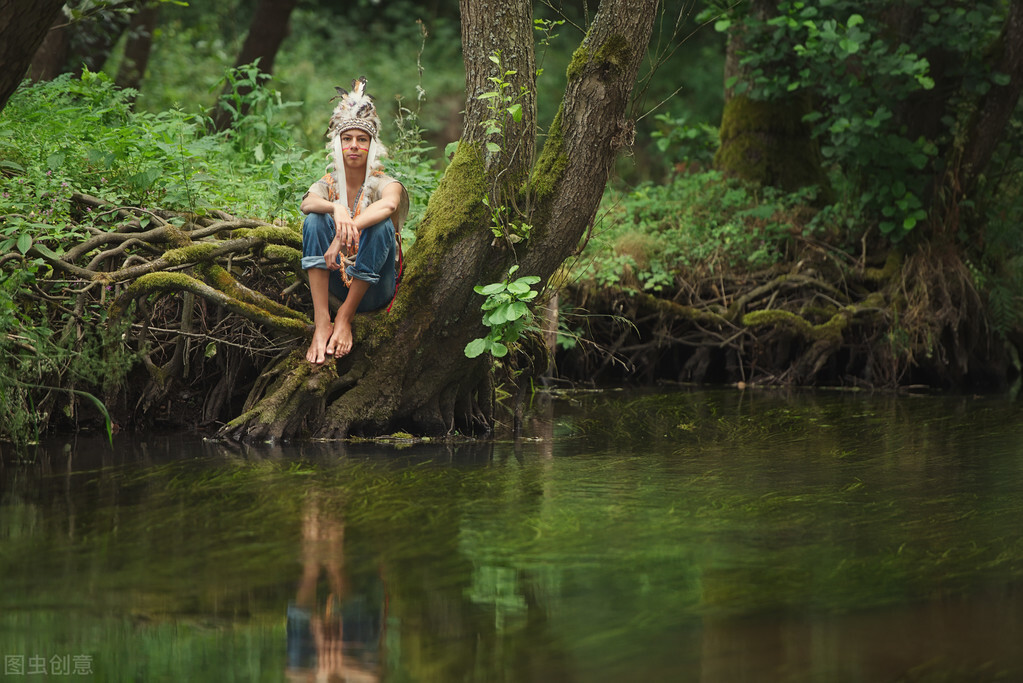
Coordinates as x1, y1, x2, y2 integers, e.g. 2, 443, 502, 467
0, 0, 64, 113
28, 1, 135, 83
714, 0, 828, 193
115, 4, 160, 92
216, 0, 661, 442
210, 0, 301, 132
955, 1, 1023, 203
27, 15, 70, 82
928, 1, 1023, 241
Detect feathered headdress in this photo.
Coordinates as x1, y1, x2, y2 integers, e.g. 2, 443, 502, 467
325, 76, 387, 201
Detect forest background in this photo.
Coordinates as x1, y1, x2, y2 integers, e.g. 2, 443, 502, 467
1, 0, 1022, 449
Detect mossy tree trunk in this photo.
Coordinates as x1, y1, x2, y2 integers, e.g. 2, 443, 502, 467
210, 0, 661, 441
714, 0, 829, 193
931, 0, 1023, 241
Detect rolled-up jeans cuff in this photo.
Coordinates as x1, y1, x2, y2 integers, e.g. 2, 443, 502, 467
301, 255, 332, 270
345, 266, 380, 285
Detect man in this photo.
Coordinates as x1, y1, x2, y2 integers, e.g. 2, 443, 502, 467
300, 77, 408, 364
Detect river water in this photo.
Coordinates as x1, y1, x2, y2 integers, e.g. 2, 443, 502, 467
1, 388, 1021, 682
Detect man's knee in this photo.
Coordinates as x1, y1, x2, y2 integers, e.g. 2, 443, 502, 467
302, 213, 337, 270
302, 212, 333, 239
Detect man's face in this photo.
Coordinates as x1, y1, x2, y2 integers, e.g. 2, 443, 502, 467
341, 130, 371, 168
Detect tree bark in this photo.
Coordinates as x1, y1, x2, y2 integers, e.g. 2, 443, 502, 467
210, 0, 301, 132
28, 1, 136, 83
0, 0, 65, 113
460, 0, 536, 183
956, 1, 1023, 200
929, 2, 1023, 240
27, 15, 70, 82
714, 0, 829, 193
216, 0, 661, 442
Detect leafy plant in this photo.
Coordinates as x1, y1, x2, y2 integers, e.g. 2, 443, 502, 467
465, 266, 541, 359
702, 0, 1006, 242
650, 112, 719, 167
477, 51, 527, 156
573, 171, 819, 292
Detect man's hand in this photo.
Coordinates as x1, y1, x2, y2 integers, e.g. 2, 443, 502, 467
324, 236, 343, 271
333, 204, 359, 251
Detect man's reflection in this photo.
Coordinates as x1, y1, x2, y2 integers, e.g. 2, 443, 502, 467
286, 496, 386, 682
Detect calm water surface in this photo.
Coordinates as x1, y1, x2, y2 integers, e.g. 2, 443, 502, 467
1, 389, 1021, 682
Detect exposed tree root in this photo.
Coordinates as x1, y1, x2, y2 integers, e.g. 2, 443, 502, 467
556, 239, 1015, 392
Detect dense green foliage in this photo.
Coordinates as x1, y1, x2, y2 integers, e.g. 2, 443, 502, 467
575, 171, 819, 294
703, 0, 1021, 244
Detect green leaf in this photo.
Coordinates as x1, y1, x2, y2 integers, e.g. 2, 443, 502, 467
464, 338, 487, 358
478, 282, 506, 295
31, 242, 61, 260
991, 72, 1011, 87
486, 305, 510, 325
505, 301, 528, 321
485, 142, 501, 154
490, 342, 508, 357
507, 103, 523, 122
16, 233, 32, 254
847, 14, 864, 28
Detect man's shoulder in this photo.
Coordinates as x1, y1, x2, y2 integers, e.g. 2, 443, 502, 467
307, 173, 336, 200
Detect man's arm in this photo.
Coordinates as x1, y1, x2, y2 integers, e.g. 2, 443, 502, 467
300, 192, 335, 215
351, 181, 403, 230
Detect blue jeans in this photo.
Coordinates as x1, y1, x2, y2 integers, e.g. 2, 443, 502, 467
301, 213, 396, 312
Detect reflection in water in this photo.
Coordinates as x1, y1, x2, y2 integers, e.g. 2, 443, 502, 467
286, 496, 384, 682
1, 389, 1022, 681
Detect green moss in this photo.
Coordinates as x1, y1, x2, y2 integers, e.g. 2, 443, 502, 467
744, 308, 849, 342
637, 292, 728, 326
567, 33, 630, 81
566, 44, 589, 81
864, 250, 903, 283
530, 107, 567, 204
860, 291, 886, 308
245, 225, 303, 249
163, 243, 218, 266
261, 244, 301, 266
816, 311, 849, 341
715, 94, 829, 194
112, 271, 310, 335
743, 309, 813, 336
198, 263, 309, 323
422, 142, 488, 235
401, 142, 488, 289
800, 304, 840, 322
594, 34, 630, 74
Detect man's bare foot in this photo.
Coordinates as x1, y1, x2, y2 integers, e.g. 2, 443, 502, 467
326, 317, 354, 357
306, 322, 333, 363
